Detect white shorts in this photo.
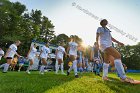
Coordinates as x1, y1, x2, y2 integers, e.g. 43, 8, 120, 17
56, 55, 63, 60
99, 44, 112, 52
77, 58, 82, 63
40, 54, 48, 59
28, 55, 35, 60
41, 57, 47, 60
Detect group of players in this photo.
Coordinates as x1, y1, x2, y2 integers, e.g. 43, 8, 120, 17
0, 19, 140, 84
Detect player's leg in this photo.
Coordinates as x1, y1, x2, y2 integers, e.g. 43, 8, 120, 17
13, 64, 16, 71
67, 55, 75, 76
61, 62, 65, 74
67, 63, 73, 76
18, 64, 23, 72
104, 47, 140, 84
39, 58, 47, 75
96, 60, 101, 77
26, 59, 33, 74
79, 59, 83, 72
3, 58, 12, 73
55, 60, 59, 74
73, 59, 78, 78
102, 52, 110, 80
105, 47, 126, 80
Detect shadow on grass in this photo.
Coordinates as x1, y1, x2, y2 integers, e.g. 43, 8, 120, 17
103, 77, 140, 93
0, 71, 75, 93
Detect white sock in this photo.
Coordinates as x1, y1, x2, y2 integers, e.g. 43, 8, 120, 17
103, 63, 109, 78
40, 65, 45, 73
57, 65, 60, 73
73, 60, 78, 75
68, 65, 73, 72
114, 59, 126, 79
55, 61, 59, 73
0, 63, 5, 68
3, 63, 10, 72
61, 63, 64, 73
26, 65, 32, 72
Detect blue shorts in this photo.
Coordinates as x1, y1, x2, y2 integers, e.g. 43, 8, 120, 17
77, 58, 82, 63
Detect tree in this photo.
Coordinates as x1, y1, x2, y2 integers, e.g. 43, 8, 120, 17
115, 43, 140, 70
0, 0, 55, 55
51, 34, 69, 45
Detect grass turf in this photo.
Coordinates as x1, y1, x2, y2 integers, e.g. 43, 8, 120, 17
0, 71, 140, 93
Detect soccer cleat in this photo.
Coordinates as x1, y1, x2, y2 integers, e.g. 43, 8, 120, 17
120, 77, 140, 84
39, 72, 44, 75
75, 75, 79, 78
93, 70, 96, 75
40, 73, 44, 75
2, 71, 7, 73
67, 71, 70, 76
102, 76, 112, 81
26, 71, 31, 74
97, 74, 102, 77
18, 70, 20, 72
61, 72, 66, 75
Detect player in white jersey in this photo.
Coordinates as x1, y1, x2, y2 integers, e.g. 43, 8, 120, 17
0, 48, 4, 61
26, 44, 37, 74
55, 42, 67, 75
96, 19, 140, 84
39, 43, 50, 75
0, 40, 21, 73
67, 37, 79, 78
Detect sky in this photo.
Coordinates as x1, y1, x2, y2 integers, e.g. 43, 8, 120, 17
10, 0, 140, 46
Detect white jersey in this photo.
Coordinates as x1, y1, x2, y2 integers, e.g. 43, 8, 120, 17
56, 46, 65, 59
97, 27, 112, 51
7, 44, 17, 58
28, 47, 37, 60
69, 42, 78, 56
40, 46, 50, 59
0, 50, 4, 60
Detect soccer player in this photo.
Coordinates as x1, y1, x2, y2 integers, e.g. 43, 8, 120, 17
39, 43, 50, 75
55, 42, 67, 75
77, 45, 84, 72
1, 40, 21, 73
26, 44, 37, 74
0, 48, 4, 61
96, 19, 140, 84
67, 36, 79, 78
90, 42, 103, 77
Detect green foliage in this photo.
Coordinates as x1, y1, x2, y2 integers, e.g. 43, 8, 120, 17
115, 43, 140, 70
0, 0, 55, 55
51, 34, 69, 46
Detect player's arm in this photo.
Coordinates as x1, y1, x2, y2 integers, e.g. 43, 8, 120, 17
111, 37, 124, 46
55, 49, 58, 58
27, 47, 32, 57
66, 46, 70, 56
39, 50, 43, 58
99, 52, 103, 63
96, 33, 100, 49
15, 52, 21, 58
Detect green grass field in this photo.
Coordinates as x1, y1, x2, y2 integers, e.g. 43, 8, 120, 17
0, 71, 140, 93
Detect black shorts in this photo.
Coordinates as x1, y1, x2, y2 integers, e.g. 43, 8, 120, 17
6, 57, 12, 59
